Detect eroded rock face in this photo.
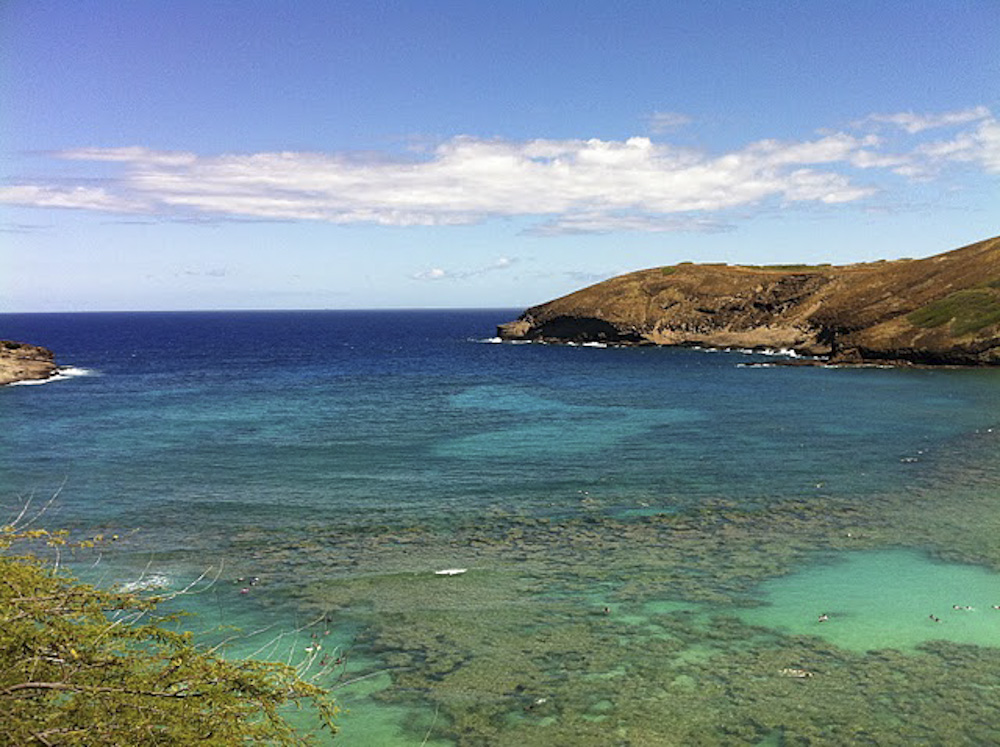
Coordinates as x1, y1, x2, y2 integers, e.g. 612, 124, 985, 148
498, 236, 1000, 366
0, 341, 56, 385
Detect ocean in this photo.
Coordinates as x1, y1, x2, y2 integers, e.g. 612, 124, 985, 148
2, 309, 1000, 745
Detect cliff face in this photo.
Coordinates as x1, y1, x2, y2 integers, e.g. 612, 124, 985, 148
498, 235, 1000, 365
0, 341, 57, 385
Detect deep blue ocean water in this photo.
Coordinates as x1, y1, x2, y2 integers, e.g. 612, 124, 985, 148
5, 310, 996, 531
3, 310, 1000, 744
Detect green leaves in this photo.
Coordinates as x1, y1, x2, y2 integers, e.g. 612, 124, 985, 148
0, 530, 337, 745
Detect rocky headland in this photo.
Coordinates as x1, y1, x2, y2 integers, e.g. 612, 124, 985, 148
498, 235, 1000, 366
0, 340, 57, 385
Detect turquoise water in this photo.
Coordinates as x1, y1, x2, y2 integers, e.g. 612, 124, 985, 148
2, 310, 1000, 744
738, 550, 1000, 652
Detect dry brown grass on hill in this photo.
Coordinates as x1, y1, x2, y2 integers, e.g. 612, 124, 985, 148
499, 235, 1000, 365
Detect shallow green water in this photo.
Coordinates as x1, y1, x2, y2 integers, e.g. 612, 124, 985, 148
738, 550, 1000, 652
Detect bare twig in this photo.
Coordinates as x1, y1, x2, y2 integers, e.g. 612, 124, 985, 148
421, 703, 441, 747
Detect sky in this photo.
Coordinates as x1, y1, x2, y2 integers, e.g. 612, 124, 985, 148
1, 1, 998, 312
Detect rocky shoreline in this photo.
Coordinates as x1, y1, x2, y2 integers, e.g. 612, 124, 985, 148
490, 337, 972, 369
0, 340, 57, 386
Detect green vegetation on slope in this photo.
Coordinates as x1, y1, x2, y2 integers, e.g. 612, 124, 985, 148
0, 526, 336, 746
907, 288, 1000, 336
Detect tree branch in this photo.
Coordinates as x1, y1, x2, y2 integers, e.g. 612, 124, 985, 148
1, 681, 206, 699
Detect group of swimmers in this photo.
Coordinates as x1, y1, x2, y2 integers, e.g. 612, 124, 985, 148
818, 606, 1000, 625
236, 575, 260, 594
927, 604, 1000, 622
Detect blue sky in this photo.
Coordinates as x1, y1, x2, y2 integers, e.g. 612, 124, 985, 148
2, 1, 998, 312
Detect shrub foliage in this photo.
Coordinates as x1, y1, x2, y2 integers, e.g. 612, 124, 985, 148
907, 288, 1000, 336
0, 525, 336, 745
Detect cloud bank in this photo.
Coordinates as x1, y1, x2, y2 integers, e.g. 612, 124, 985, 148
1, 107, 996, 235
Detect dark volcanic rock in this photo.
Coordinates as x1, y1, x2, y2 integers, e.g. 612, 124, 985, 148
498, 236, 1000, 366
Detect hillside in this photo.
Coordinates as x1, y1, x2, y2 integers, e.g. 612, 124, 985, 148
498, 235, 1000, 365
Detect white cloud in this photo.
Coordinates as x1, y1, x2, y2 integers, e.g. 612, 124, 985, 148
846, 106, 1000, 178
1, 107, 996, 234
915, 118, 1000, 173
0, 184, 144, 212
862, 106, 991, 134
180, 267, 230, 278
412, 256, 518, 282
59, 146, 198, 167
412, 267, 450, 281
530, 212, 733, 236
646, 111, 693, 134
0, 222, 50, 234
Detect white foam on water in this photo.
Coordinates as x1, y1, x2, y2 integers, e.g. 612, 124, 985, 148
57, 366, 97, 378
740, 346, 822, 359
118, 574, 171, 593
692, 345, 824, 361
9, 366, 98, 386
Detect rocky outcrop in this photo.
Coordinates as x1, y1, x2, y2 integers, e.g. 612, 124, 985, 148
498, 235, 1000, 366
0, 341, 57, 385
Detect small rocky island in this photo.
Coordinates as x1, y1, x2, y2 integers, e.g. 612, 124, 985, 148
499, 235, 1000, 366
0, 340, 57, 385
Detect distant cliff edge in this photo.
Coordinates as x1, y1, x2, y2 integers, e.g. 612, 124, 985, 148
0, 341, 57, 385
498, 235, 1000, 366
